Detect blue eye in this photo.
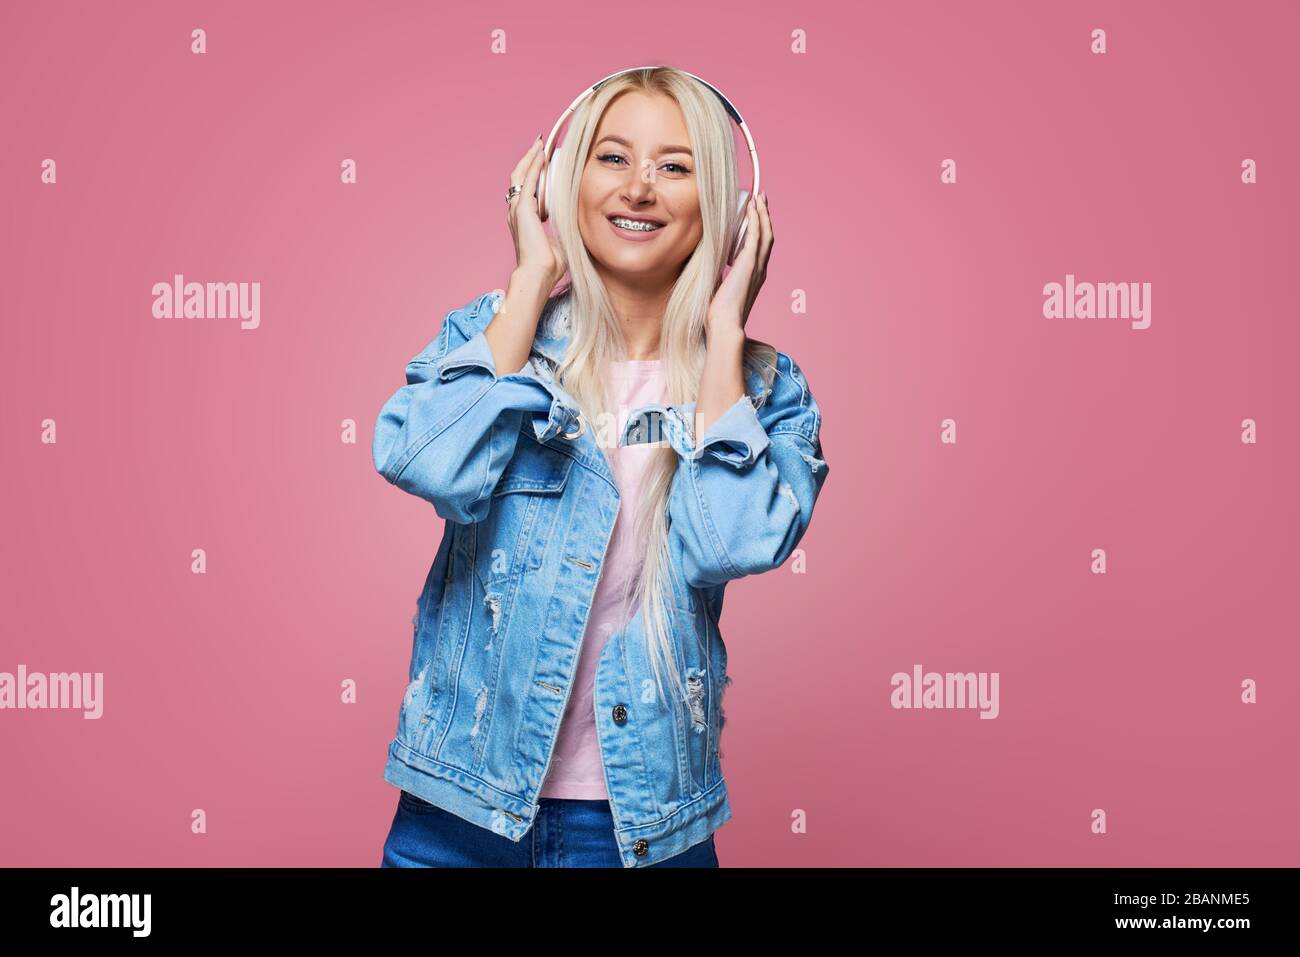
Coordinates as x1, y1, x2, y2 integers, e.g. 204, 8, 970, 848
596, 154, 692, 175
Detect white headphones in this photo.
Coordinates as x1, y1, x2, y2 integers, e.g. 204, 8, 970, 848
535, 66, 761, 266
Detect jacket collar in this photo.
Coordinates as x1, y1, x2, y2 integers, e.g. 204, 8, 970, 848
526, 290, 774, 410
528, 292, 573, 366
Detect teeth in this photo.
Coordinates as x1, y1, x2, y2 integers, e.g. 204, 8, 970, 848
611, 216, 663, 231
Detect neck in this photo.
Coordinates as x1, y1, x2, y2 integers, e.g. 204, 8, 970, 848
597, 274, 669, 361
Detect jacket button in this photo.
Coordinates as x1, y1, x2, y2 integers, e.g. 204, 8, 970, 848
612, 704, 628, 724
633, 839, 649, 856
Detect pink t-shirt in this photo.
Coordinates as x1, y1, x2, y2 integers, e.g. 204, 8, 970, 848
539, 358, 666, 800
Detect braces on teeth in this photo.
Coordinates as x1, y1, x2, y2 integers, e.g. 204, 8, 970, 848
611, 217, 663, 231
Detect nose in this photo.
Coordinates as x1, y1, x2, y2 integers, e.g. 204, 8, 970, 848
621, 160, 658, 206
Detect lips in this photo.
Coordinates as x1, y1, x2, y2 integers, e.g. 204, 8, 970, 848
607, 212, 666, 227
607, 216, 666, 242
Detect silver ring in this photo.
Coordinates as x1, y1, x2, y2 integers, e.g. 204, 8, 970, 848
561, 414, 586, 440
506, 184, 523, 204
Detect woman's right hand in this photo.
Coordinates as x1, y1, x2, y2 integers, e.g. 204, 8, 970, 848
508, 137, 568, 292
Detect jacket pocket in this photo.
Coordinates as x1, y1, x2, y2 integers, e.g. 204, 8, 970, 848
487, 430, 574, 573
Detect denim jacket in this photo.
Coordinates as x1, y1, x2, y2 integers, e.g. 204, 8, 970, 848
372, 289, 829, 867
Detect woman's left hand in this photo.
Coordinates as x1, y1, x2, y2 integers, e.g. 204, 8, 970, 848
707, 192, 772, 335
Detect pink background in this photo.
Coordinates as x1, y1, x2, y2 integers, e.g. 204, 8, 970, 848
2, 0, 1297, 867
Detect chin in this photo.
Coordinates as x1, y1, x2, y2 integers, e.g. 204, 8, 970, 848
601, 254, 674, 278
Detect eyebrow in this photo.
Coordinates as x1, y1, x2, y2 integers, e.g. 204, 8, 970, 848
595, 135, 693, 158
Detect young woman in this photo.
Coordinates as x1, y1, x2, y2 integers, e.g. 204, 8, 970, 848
374, 66, 829, 867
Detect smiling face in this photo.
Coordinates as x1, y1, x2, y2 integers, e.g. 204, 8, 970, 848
577, 90, 703, 288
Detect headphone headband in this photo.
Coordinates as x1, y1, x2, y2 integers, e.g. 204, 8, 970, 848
536, 65, 760, 265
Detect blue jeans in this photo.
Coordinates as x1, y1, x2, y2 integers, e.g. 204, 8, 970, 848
380, 790, 720, 868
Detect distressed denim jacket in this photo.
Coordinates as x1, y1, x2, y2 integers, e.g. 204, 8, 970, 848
371, 289, 829, 867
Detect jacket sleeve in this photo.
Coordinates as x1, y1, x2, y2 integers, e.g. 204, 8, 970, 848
621, 350, 830, 588
371, 291, 576, 525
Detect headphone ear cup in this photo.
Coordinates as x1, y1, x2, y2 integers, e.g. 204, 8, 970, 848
727, 190, 752, 265
538, 144, 566, 222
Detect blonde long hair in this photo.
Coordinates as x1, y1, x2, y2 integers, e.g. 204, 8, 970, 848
541, 66, 776, 720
